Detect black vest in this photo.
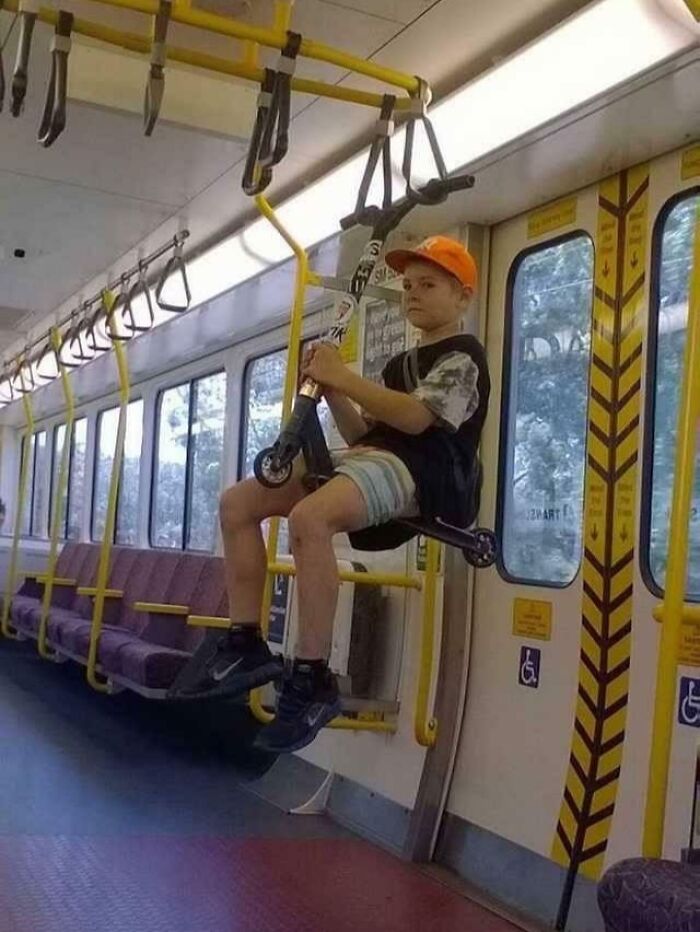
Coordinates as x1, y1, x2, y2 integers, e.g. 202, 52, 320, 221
348, 334, 490, 551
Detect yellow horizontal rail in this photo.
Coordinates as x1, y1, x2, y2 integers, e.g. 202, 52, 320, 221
133, 602, 189, 615
84, 0, 421, 93
268, 562, 422, 591
28, 575, 77, 587
78, 587, 123, 598
653, 603, 700, 624
187, 615, 230, 629
1, 1, 413, 111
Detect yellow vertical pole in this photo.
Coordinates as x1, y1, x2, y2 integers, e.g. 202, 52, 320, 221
249, 194, 309, 724
643, 206, 700, 855
415, 538, 440, 747
1, 363, 34, 638
274, 0, 293, 33
86, 292, 130, 692
37, 329, 75, 659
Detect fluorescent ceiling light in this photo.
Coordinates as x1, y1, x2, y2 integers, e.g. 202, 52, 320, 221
8, 0, 696, 396
185, 0, 695, 310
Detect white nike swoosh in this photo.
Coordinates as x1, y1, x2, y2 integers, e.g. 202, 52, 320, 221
305, 704, 329, 729
212, 657, 245, 683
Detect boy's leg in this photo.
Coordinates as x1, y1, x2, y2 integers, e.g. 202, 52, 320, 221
255, 475, 370, 753
167, 470, 308, 700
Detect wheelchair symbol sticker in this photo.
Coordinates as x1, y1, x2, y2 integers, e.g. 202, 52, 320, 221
679, 677, 700, 728
519, 647, 541, 689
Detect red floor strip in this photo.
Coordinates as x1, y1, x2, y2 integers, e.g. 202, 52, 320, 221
0, 836, 520, 932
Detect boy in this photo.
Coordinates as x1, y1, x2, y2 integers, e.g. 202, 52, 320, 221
168, 235, 490, 754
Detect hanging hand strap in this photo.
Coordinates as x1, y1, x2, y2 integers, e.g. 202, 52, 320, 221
122, 264, 155, 333
37, 10, 73, 147
339, 93, 396, 231
154, 237, 191, 312
402, 77, 450, 205
241, 31, 301, 196
86, 302, 111, 353
144, 0, 171, 136
11, 0, 39, 117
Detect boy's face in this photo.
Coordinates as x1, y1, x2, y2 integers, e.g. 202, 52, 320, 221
401, 260, 471, 335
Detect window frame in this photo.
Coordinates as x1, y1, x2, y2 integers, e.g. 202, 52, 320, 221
90, 398, 143, 544
149, 369, 225, 552
495, 229, 595, 589
27, 429, 47, 538
238, 339, 321, 483
48, 422, 72, 540
48, 417, 88, 541
640, 185, 700, 600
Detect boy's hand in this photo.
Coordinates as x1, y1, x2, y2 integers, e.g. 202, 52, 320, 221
301, 342, 348, 391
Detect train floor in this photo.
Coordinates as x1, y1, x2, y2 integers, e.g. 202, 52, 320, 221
0, 639, 521, 932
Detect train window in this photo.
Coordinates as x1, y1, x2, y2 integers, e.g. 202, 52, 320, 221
241, 343, 332, 553
644, 191, 700, 599
151, 371, 226, 552
19, 434, 35, 536
498, 233, 594, 586
25, 431, 48, 538
49, 418, 88, 540
186, 372, 226, 551
152, 383, 189, 548
92, 400, 144, 544
67, 419, 88, 540
50, 424, 67, 538
241, 342, 332, 482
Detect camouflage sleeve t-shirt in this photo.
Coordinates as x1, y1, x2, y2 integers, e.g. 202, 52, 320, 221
412, 350, 480, 431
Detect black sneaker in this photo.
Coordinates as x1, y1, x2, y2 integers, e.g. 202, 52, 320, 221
253, 662, 342, 753
167, 627, 283, 700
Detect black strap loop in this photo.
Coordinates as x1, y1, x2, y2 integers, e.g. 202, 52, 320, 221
122, 263, 155, 334
86, 303, 111, 353
339, 94, 396, 232
155, 239, 191, 313
68, 307, 93, 362
11, 1, 38, 118
402, 78, 450, 205
241, 31, 301, 196
37, 10, 73, 147
144, 0, 171, 136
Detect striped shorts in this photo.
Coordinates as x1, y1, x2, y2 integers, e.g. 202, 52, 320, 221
331, 447, 419, 527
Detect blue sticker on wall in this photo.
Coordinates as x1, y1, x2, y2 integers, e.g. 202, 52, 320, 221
519, 646, 541, 689
679, 676, 700, 728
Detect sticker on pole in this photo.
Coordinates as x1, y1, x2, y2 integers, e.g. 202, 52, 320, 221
679, 676, 700, 728
519, 646, 541, 689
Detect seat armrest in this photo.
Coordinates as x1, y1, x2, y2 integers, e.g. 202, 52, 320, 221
77, 587, 123, 598
133, 602, 189, 616
187, 615, 231, 629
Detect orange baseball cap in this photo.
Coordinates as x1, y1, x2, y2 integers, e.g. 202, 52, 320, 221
384, 235, 477, 292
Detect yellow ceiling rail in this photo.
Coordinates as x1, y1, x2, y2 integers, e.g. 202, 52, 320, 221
1, 1, 413, 111
84, 0, 421, 93
36, 328, 74, 661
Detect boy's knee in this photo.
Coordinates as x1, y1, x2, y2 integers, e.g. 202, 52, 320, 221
219, 482, 252, 530
288, 499, 330, 542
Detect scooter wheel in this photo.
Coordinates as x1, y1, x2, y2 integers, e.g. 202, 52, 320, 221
254, 447, 293, 488
463, 528, 498, 568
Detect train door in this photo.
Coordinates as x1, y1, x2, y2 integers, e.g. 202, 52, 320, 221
434, 145, 700, 928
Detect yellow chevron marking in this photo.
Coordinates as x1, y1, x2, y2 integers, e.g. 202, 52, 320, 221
552, 166, 648, 885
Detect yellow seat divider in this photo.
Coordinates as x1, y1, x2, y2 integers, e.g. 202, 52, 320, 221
133, 602, 189, 616
78, 587, 123, 599
187, 615, 230, 630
